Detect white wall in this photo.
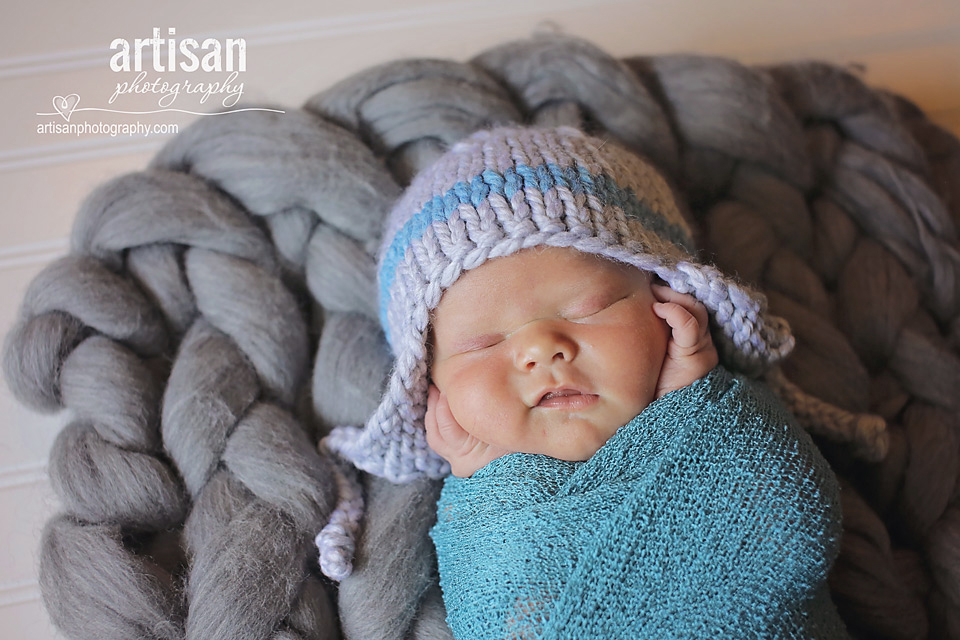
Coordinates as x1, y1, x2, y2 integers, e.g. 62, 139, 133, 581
2, 1, 958, 637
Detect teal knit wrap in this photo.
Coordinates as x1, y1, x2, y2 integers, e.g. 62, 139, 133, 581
430, 367, 850, 639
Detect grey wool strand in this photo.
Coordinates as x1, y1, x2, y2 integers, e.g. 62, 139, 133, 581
150, 109, 397, 245
39, 517, 184, 640
336, 476, 445, 640
312, 312, 391, 428
3, 31, 960, 639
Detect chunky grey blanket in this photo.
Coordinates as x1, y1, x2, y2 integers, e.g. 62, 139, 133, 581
4, 33, 960, 640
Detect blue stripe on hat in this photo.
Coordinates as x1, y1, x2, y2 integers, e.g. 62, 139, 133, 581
378, 162, 691, 337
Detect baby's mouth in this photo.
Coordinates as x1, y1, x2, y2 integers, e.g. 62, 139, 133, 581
536, 388, 599, 410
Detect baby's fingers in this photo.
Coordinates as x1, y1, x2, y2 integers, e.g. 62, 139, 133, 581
425, 385, 468, 455
652, 285, 709, 326
653, 301, 702, 349
651, 292, 705, 349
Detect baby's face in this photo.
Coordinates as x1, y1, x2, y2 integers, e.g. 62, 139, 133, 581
430, 246, 669, 461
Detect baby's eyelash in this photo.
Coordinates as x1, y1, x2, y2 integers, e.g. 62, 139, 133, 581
456, 334, 503, 354
570, 294, 628, 318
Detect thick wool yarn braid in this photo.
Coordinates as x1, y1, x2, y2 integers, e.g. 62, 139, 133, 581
3, 127, 355, 637
766, 368, 889, 461
627, 53, 960, 636
4, 256, 185, 639
149, 107, 452, 636
3, 32, 959, 640
150, 114, 400, 637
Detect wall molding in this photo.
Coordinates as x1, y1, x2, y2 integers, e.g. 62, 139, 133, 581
0, 580, 41, 609
739, 23, 960, 61
4, 4, 959, 172
0, 462, 47, 491
0, 239, 68, 271
0, 0, 600, 79
0, 136, 163, 173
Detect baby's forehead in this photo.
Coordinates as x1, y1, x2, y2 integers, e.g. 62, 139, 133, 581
431, 247, 654, 319
472, 247, 649, 286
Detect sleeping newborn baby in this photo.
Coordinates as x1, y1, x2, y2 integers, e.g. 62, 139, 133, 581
320, 125, 851, 639
426, 246, 848, 639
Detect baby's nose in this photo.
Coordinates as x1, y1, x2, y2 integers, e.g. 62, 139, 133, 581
513, 321, 577, 371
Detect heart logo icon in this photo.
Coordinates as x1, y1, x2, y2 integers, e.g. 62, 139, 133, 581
52, 94, 80, 121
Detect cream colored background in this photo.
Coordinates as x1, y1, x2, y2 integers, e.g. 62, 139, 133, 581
2, 1, 959, 637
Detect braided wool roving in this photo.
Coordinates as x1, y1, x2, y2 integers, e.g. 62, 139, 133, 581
3, 32, 960, 640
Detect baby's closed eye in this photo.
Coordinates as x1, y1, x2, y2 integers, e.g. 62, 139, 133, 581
566, 292, 629, 320
452, 333, 504, 354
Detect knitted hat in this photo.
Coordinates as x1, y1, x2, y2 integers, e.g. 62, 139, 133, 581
323, 125, 794, 483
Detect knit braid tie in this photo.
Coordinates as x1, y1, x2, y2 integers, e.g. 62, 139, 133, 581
315, 446, 365, 581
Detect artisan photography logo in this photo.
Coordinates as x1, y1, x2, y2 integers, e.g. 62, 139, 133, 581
37, 27, 282, 136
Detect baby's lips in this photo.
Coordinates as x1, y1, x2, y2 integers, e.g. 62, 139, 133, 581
538, 392, 600, 410
539, 388, 581, 402
535, 387, 599, 409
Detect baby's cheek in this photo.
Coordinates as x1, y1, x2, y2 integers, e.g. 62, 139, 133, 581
441, 374, 490, 432
453, 373, 524, 448
618, 319, 668, 406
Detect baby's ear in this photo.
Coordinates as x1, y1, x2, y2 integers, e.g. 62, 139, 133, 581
651, 274, 668, 287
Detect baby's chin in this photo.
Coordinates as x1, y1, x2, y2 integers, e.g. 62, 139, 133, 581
517, 416, 624, 462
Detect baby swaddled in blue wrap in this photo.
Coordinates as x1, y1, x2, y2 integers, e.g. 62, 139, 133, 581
317, 127, 851, 638
430, 366, 850, 639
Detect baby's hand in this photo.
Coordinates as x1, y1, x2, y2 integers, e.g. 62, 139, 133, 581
425, 385, 510, 478
652, 285, 719, 398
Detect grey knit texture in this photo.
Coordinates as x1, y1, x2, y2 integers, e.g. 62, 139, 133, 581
3, 33, 960, 639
